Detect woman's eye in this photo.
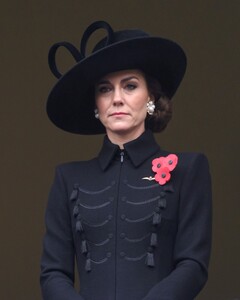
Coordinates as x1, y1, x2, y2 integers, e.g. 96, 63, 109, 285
125, 83, 137, 90
97, 86, 111, 93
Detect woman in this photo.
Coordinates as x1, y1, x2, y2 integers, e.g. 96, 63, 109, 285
40, 21, 212, 300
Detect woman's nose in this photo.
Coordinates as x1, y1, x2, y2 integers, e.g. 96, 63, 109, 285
112, 88, 124, 106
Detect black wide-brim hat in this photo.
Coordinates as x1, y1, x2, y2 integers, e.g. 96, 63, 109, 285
47, 21, 187, 134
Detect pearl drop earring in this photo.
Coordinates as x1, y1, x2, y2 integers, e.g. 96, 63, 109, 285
94, 109, 99, 119
147, 100, 155, 115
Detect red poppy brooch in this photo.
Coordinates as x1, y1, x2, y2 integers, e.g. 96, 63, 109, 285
143, 154, 178, 185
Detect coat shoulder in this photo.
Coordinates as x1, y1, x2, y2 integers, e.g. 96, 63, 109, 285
177, 152, 209, 165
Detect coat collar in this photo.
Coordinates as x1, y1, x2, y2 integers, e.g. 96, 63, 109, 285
98, 130, 160, 170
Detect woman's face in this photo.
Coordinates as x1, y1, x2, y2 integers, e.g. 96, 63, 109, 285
95, 69, 150, 140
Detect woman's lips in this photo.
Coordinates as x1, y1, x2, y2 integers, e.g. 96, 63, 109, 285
109, 112, 129, 116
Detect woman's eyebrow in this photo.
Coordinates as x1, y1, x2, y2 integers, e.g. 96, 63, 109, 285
96, 76, 139, 85
121, 76, 139, 83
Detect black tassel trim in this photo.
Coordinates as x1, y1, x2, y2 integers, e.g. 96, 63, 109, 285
70, 187, 79, 201
158, 198, 167, 209
73, 205, 79, 217
146, 247, 155, 267
81, 240, 88, 254
76, 220, 84, 233
153, 212, 161, 225
85, 254, 91, 272
150, 232, 157, 247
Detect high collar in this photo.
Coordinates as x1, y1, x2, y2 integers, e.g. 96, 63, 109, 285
98, 130, 160, 171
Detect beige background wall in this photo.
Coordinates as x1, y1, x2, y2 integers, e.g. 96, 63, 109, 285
1, 1, 239, 299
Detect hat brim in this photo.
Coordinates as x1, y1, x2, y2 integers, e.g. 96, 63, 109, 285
47, 36, 187, 134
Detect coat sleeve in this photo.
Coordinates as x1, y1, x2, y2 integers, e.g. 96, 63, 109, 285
40, 166, 85, 300
142, 153, 212, 300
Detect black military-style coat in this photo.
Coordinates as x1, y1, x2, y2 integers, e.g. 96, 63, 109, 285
40, 130, 212, 300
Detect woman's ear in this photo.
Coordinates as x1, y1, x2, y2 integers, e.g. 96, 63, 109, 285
148, 94, 155, 103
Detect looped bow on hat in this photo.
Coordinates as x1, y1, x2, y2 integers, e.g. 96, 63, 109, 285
48, 21, 114, 79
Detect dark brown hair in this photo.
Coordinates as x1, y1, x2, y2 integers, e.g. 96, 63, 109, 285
144, 73, 173, 133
